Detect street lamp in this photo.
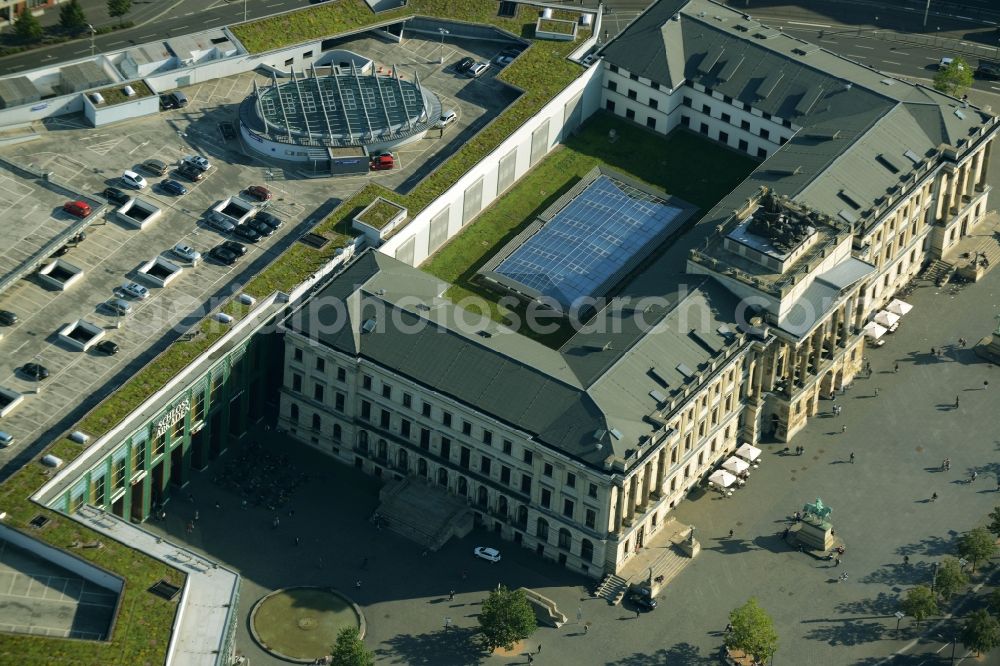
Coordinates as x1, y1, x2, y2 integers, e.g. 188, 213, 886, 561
88, 24, 96, 57
923, 0, 931, 30
894, 610, 905, 636
244, 0, 248, 23
931, 561, 940, 593
437, 28, 449, 64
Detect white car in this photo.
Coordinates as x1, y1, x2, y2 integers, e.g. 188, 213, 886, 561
121, 170, 147, 190
120, 281, 149, 300
468, 62, 490, 78
435, 109, 457, 129
0, 431, 13, 447
493, 55, 515, 67
474, 546, 501, 563
172, 243, 201, 263
182, 155, 210, 171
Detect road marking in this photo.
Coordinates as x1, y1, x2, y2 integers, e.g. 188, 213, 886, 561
108, 40, 125, 46
787, 21, 831, 28
855, 45, 875, 50
895, 51, 910, 56
266, 2, 281, 5
175, 24, 189, 29
847, 54, 868, 59
883, 60, 902, 65
991, 86, 1000, 92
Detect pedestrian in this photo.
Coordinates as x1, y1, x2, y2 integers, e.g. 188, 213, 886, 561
903, 555, 909, 565
794, 511, 801, 522
894, 362, 899, 373
984, 381, 990, 391
294, 536, 300, 546
931, 347, 936, 356
931, 492, 938, 502
272, 516, 280, 529
835, 556, 841, 566
725, 622, 733, 633
782, 527, 790, 539
954, 396, 960, 408
728, 529, 734, 538
194, 509, 200, 521
537, 645, 542, 654
849, 452, 855, 464
945, 458, 951, 470
186, 520, 194, 534
970, 470, 978, 483
635, 609, 641, 619
461, 570, 467, 580
449, 590, 455, 601
527, 654, 533, 664
841, 425, 847, 434
355, 579, 362, 590
873, 387, 879, 398
584, 623, 589, 634
215, 501, 222, 510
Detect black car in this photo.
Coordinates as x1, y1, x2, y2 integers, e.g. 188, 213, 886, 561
159, 94, 178, 110
254, 211, 284, 230
209, 246, 239, 265
222, 240, 248, 256
626, 591, 658, 612
21, 362, 49, 380
177, 163, 205, 182
975, 61, 1000, 80
232, 224, 261, 243
456, 57, 475, 73
0, 309, 17, 325
246, 218, 274, 237
103, 186, 130, 205
96, 340, 120, 355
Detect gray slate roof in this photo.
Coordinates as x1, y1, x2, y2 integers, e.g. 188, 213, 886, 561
288, 251, 748, 470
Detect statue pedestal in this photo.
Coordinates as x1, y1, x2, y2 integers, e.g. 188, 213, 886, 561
679, 538, 701, 558
975, 335, 1000, 365
796, 518, 834, 552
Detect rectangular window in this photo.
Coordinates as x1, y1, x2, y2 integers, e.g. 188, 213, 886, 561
563, 499, 574, 518
629, 72, 639, 81
460, 446, 470, 469
402, 393, 412, 409
420, 428, 430, 449
585, 508, 596, 529
503, 439, 513, 455
523, 450, 533, 464
738, 139, 749, 151
482, 430, 493, 446
648, 98, 658, 110
337, 367, 346, 382
112, 455, 126, 491
682, 96, 692, 107
588, 483, 597, 498
651, 81, 660, 90
380, 409, 390, 429
335, 392, 345, 412
480, 457, 491, 475
607, 80, 617, 92
360, 400, 371, 421
193, 391, 205, 422
700, 122, 709, 135
605, 99, 615, 112
462, 421, 472, 436
152, 431, 166, 458
443, 412, 452, 428
91, 474, 107, 506
757, 147, 768, 159
701, 103, 711, 114
762, 111, 772, 120
609, 64, 618, 73
721, 112, 731, 123
401, 419, 411, 438
293, 347, 303, 362
646, 117, 657, 129
680, 115, 690, 127
627, 89, 637, 100
362, 375, 372, 390
520, 475, 532, 494
566, 473, 576, 488
315, 357, 325, 372
625, 108, 635, 120
440, 438, 451, 460
381, 384, 392, 399
541, 488, 551, 508
131, 439, 146, 471
313, 384, 324, 402
759, 128, 770, 140
719, 131, 729, 144
543, 463, 553, 477
422, 401, 432, 417
501, 465, 511, 484
741, 119, 751, 131
292, 373, 302, 392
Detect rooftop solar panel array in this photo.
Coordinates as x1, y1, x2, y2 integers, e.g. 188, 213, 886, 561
493, 176, 686, 309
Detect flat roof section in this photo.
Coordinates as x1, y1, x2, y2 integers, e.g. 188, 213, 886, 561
480, 169, 696, 310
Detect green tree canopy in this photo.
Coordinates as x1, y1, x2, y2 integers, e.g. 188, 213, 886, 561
957, 527, 997, 573
932, 56, 974, 97
726, 597, 779, 664
478, 585, 537, 652
329, 626, 374, 666
107, 0, 131, 25
901, 585, 939, 625
59, 0, 88, 34
13, 10, 43, 42
988, 506, 1000, 538
990, 587, 1000, 616
934, 557, 969, 602
961, 609, 1000, 657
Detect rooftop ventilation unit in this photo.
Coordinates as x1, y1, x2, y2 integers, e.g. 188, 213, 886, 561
361, 318, 377, 333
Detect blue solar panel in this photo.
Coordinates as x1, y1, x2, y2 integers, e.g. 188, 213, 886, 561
494, 176, 684, 308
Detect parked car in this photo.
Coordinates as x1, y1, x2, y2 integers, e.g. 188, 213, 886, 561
370, 155, 394, 171
975, 59, 1000, 80
468, 61, 490, 78
246, 218, 275, 237
455, 56, 475, 73
581, 53, 599, 67
21, 362, 49, 380
160, 179, 187, 195
182, 155, 210, 172
233, 224, 261, 243
254, 211, 283, 230
0, 432, 13, 447
177, 163, 205, 182
103, 186, 130, 205
171, 243, 201, 263
142, 159, 168, 176
96, 340, 120, 355
493, 55, 515, 67
0, 309, 17, 325
121, 170, 147, 190
120, 281, 150, 300
245, 185, 272, 201
474, 546, 501, 562
222, 240, 247, 256
205, 213, 236, 233
104, 298, 132, 316
435, 109, 458, 129
209, 245, 238, 265
159, 91, 188, 109
626, 591, 658, 612
63, 200, 91, 218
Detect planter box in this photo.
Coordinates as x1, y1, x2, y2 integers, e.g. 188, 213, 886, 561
535, 18, 577, 41
353, 197, 407, 242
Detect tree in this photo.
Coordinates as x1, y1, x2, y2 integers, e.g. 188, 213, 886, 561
961, 609, 1000, 657
726, 597, 779, 664
13, 10, 43, 42
934, 557, 969, 602
988, 506, 1000, 538
477, 585, 537, 652
901, 585, 939, 625
990, 588, 1000, 616
107, 0, 131, 25
933, 56, 973, 97
329, 626, 374, 666
957, 527, 997, 573
59, 0, 88, 34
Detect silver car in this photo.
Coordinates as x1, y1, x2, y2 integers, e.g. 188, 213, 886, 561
120, 281, 149, 300
172, 243, 201, 263
104, 298, 132, 316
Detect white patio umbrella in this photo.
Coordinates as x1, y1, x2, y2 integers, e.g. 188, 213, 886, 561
735, 442, 762, 462
708, 469, 737, 488
722, 456, 750, 475
862, 321, 888, 341
874, 310, 900, 329
886, 299, 913, 317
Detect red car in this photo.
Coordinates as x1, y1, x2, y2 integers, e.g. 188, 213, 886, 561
63, 200, 91, 218
370, 155, 394, 171
246, 185, 272, 201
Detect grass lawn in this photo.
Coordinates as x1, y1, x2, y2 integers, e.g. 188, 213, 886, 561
421, 113, 758, 343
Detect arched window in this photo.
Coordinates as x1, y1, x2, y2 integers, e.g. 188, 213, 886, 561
358, 430, 369, 452
536, 517, 549, 541
498, 496, 509, 518
437, 467, 448, 486
289, 403, 299, 422
397, 448, 408, 470
418, 458, 428, 477
558, 528, 571, 550
581, 538, 594, 562
312, 414, 321, 431
457, 476, 468, 497
376, 438, 388, 460
477, 486, 488, 507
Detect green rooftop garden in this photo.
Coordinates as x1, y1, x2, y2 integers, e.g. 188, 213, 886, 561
537, 18, 577, 35
421, 113, 759, 344
92, 79, 154, 106
355, 197, 406, 230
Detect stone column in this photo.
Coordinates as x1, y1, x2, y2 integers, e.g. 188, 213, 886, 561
969, 151, 984, 196
948, 169, 960, 214
935, 173, 949, 222
655, 449, 667, 494
612, 485, 623, 533
958, 163, 971, 203
978, 141, 992, 189
641, 462, 653, 506
799, 339, 811, 382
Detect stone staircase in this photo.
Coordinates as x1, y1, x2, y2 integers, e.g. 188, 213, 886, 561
923, 259, 954, 285
593, 573, 627, 605
376, 478, 474, 551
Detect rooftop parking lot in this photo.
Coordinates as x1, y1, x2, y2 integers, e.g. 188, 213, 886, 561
0, 32, 522, 471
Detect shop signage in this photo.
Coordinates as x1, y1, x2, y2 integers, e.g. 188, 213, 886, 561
155, 399, 190, 437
